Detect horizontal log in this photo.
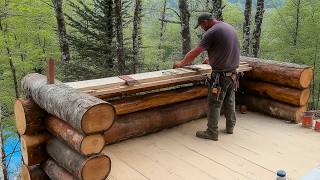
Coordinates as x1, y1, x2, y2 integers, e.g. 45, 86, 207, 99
21, 133, 50, 166
21, 164, 49, 180
41, 158, 76, 180
21, 73, 116, 134
47, 138, 111, 180
14, 99, 47, 135
104, 98, 208, 144
46, 116, 105, 155
240, 79, 310, 106
241, 94, 307, 123
242, 56, 313, 89
111, 86, 208, 115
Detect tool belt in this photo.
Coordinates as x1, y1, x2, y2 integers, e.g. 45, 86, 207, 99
205, 70, 239, 100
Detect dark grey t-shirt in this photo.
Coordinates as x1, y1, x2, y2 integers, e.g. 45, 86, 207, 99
198, 22, 240, 72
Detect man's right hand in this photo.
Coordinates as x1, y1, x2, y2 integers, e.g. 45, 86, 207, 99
202, 57, 209, 64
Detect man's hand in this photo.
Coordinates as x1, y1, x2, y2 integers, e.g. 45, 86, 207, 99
202, 57, 209, 64
173, 61, 183, 69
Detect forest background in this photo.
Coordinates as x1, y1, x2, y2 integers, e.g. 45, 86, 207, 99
0, 0, 319, 178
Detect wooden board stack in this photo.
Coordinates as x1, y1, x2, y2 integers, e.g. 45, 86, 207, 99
240, 56, 313, 123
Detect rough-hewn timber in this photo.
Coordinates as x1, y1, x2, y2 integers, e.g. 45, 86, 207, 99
21, 164, 49, 180
14, 99, 47, 135
241, 94, 307, 123
46, 138, 111, 180
111, 86, 208, 115
240, 79, 310, 106
21, 133, 50, 166
46, 116, 105, 155
104, 98, 207, 144
41, 158, 76, 180
242, 56, 313, 89
21, 73, 116, 134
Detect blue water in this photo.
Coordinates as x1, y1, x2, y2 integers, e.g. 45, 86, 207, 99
4, 133, 21, 179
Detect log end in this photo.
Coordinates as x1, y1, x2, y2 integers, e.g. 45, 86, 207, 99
81, 134, 105, 155
295, 106, 308, 123
21, 165, 31, 180
21, 137, 29, 166
15, 100, 27, 135
300, 89, 311, 106
82, 155, 111, 180
82, 103, 116, 134
300, 68, 313, 88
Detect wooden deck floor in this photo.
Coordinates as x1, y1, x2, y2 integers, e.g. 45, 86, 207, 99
102, 112, 320, 180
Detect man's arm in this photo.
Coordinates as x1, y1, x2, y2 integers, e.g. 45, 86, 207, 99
173, 47, 205, 68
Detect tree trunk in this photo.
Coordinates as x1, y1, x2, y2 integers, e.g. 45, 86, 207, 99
240, 79, 310, 106
158, 0, 167, 52
242, 0, 252, 56
0, 108, 7, 180
21, 164, 49, 180
132, 0, 143, 73
251, 0, 265, 57
41, 159, 76, 180
241, 94, 307, 123
46, 116, 105, 156
293, 0, 301, 46
52, 0, 70, 62
21, 133, 50, 166
179, 0, 191, 55
21, 73, 116, 134
111, 86, 207, 115
114, 0, 125, 75
46, 138, 111, 180
104, 98, 207, 144
14, 99, 47, 135
242, 56, 313, 89
212, 0, 223, 21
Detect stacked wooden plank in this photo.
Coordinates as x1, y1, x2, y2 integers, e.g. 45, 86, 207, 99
17, 73, 115, 180
240, 56, 313, 123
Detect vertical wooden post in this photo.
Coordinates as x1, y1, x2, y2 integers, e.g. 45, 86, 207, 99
47, 58, 55, 84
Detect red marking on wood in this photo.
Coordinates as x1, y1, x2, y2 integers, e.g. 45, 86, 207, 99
315, 121, 320, 132
302, 111, 313, 128
47, 58, 55, 84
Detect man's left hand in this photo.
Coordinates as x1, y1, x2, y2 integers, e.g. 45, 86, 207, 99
173, 61, 183, 69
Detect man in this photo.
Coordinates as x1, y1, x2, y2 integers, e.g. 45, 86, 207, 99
173, 12, 240, 141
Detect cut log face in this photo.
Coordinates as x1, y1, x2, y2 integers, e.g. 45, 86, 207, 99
21, 164, 49, 180
46, 116, 105, 155
111, 86, 208, 115
47, 138, 111, 180
241, 94, 307, 123
21, 133, 50, 166
240, 80, 310, 106
242, 56, 313, 89
42, 158, 76, 180
104, 98, 207, 144
14, 99, 47, 135
21, 73, 116, 134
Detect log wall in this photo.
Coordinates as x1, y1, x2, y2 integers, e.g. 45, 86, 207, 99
16, 58, 312, 179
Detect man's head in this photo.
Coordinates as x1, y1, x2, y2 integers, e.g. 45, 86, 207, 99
195, 12, 215, 31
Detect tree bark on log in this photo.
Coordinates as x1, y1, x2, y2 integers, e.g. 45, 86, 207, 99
111, 86, 207, 115
46, 116, 105, 155
241, 56, 313, 89
240, 79, 310, 106
241, 94, 307, 123
41, 159, 76, 180
21, 164, 49, 180
21, 73, 116, 134
47, 138, 111, 180
104, 98, 207, 144
21, 133, 50, 166
14, 99, 47, 135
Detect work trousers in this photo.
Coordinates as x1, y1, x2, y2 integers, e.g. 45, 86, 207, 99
207, 75, 237, 134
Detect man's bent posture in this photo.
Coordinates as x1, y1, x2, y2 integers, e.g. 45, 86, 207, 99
173, 13, 240, 141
